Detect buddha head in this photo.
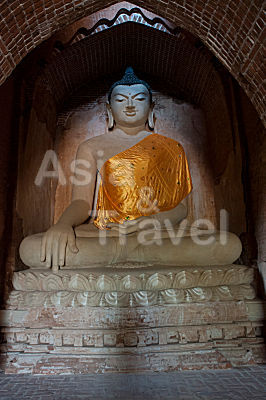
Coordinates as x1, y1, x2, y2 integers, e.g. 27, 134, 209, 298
107, 67, 154, 130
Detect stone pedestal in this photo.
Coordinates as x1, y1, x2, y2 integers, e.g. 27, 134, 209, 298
1, 265, 265, 374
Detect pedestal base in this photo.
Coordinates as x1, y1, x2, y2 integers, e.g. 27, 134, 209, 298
1, 265, 265, 374
1, 301, 266, 374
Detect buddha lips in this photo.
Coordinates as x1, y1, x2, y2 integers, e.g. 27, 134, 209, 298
94, 133, 192, 230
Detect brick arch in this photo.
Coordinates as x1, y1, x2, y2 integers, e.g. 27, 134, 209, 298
0, 0, 264, 123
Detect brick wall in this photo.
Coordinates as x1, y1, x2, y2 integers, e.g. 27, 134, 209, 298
0, 0, 265, 124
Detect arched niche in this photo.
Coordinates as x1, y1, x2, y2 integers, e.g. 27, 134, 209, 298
0, 5, 263, 294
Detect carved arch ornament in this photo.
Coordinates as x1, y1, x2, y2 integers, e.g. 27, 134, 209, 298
53, 7, 184, 52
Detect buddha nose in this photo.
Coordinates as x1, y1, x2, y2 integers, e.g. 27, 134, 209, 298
127, 97, 134, 108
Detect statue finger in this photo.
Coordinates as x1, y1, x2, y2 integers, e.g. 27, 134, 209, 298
59, 234, 67, 266
68, 232, 79, 253
52, 264, 59, 273
45, 236, 52, 267
52, 237, 59, 269
40, 234, 47, 262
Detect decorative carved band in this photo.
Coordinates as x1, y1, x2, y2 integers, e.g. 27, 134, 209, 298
54, 7, 180, 51
8, 284, 255, 308
13, 265, 254, 292
3, 322, 261, 349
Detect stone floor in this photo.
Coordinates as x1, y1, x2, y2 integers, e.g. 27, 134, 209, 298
0, 366, 265, 399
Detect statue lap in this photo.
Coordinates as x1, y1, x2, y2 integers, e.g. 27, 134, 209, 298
20, 227, 242, 269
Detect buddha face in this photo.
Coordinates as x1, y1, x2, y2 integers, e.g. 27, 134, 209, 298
109, 84, 152, 129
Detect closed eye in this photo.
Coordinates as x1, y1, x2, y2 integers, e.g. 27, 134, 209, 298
116, 99, 125, 102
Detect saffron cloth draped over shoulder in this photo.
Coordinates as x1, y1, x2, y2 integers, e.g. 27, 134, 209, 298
94, 133, 192, 229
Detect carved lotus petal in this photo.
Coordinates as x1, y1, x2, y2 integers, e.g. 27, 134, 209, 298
96, 275, 116, 292
42, 274, 64, 291
132, 291, 147, 306
103, 291, 129, 307
184, 287, 212, 302
49, 291, 72, 306
145, 291, 158, 306
25, 291, 46, 307
198, 270, 219, 287
6, 290, 23, 306
101, 292, 117, 306
211, 286, 232, 301
145, 273, 170, 290
12, 272, 26, 290
49, 292, 62, 306
116, 292, 131, 307
160, 289, 184, 304
69, 274, 93, 291
223, 267, 254, 285
15, 272, 40, 291
76, 292, 88, 306
221, 268, 239, 285
76, 291, 101, 306
120, 275, 141, 291
26, 272, 43, 290
132, 291, 157, 306
173, 271, 197, 288
212, 269, 225, 285
230, 284, 256, 300
240, 267, 254, 284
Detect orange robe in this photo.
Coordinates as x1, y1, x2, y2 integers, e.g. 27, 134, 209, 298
94, 133, 192, 229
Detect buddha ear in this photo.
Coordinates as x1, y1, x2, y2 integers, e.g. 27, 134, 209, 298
148, 102, 155, 130
106, 103, 114, 130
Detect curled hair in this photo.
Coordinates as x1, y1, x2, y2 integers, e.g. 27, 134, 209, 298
108, 67, 152, 102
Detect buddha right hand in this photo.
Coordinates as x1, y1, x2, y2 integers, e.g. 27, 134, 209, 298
40, 223, 79, 272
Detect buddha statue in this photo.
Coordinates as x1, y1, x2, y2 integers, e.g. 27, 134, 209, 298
20, 68, 242, 272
